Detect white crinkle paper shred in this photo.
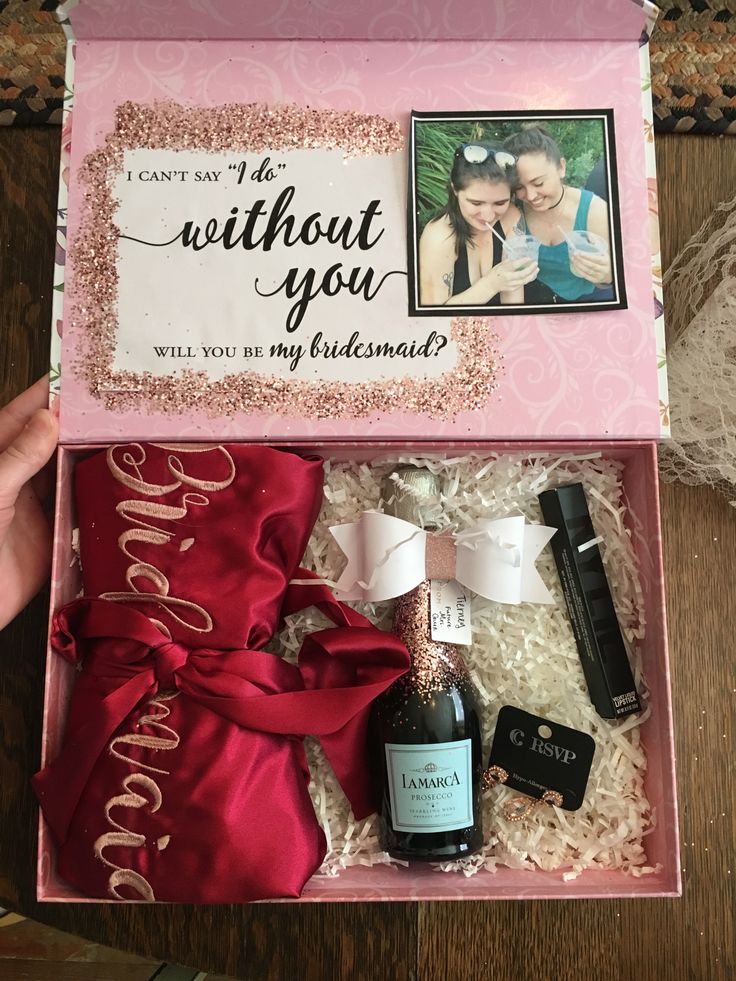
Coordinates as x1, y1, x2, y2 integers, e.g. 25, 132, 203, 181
273, 453, 658, 881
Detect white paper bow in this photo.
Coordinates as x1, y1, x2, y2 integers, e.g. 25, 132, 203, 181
330, 513, 556, 605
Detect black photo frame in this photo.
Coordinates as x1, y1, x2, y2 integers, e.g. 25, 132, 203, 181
408, 109, 627, 317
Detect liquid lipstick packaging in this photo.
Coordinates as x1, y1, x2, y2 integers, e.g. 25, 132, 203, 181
538, 483, 641, 720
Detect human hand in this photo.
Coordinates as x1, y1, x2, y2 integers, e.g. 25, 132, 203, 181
570, 248, 612, 286
487, 257, 539, 295
0, 379, 59, 631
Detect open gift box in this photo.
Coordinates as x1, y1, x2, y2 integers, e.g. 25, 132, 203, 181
39, 0, 679, 900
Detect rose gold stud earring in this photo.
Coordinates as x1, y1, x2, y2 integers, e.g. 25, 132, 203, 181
481, 765, 509, 792
502, 788, 563, 823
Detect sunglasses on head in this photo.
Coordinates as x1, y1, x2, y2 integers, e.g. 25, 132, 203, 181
458, 144, 516, 169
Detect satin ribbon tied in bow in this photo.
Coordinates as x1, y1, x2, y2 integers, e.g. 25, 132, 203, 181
330, 513, 557, 604
33, 582, 410, 903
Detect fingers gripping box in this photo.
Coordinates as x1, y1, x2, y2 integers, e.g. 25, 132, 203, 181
39, 0, 679, 901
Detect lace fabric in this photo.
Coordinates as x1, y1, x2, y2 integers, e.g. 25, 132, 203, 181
659, 193, 736, 505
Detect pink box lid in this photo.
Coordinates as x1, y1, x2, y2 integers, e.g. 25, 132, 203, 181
61, 0, 656, 42
54, 0, 668, 444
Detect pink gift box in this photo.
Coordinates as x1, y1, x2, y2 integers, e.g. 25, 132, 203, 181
39, 440, 679, 900
40, 0, 679, 900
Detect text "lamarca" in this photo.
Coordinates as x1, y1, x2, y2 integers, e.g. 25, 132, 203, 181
402, 771, 461, 790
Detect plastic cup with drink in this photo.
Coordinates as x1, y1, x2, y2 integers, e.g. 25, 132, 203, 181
560, 228, 609, 261
501, 232, 540, 269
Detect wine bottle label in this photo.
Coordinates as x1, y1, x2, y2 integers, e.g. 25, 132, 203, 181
385, 740, 474, 833
429, 580, 472, 645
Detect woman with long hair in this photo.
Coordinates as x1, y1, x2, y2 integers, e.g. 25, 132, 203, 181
418, 143, 538, 307
503, 125, 614, 304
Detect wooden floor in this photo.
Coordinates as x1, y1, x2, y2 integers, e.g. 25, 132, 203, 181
0, 912, 236, 980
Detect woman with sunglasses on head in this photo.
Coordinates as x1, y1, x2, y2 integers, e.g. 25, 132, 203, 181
503, 125, 614, 304
418, 143, 539, 307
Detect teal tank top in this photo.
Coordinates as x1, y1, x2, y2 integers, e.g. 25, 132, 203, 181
525, 189, 596, 301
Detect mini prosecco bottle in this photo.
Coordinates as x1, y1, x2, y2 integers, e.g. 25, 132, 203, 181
372, 465, 484, 861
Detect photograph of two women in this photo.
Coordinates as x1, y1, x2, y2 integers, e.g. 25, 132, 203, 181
408, 110, 626, 315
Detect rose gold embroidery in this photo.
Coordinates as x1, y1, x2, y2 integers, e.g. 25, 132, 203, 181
96, 696, 180, 902
109, 694, 181, 775
125, 562, 168, 595
107, 734, 171, 776
94, 444, 235, 899
104, 444, 235, 635
107, 444, 181, 497
98, 591, 213, 633
140, 691, 178, 717
94, 772, 164, 901
96, 829, 145, 851
103, 773, 163, 828
116, 493, 209, 543
108, 869, 156, 902
165, 450, 236, 493
104, 492, 213, 632
149, 619, 172, 640
107, 443, 236, 497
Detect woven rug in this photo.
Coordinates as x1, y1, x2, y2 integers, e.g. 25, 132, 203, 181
651, 0, 736, 134
0, 0, 64, 126
1, 0, 735, 132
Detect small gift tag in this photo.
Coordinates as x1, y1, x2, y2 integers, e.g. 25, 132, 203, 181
488, 706, 595, 811
430, 580, 472, 645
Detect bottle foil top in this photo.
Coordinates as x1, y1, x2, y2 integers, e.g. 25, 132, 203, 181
382, 466, 442, 528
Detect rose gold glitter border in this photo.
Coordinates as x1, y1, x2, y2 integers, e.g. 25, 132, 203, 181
70, 100, 502, 420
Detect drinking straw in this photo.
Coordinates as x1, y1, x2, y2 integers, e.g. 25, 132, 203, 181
484, 221, 508, 247
557, 224, 575, 250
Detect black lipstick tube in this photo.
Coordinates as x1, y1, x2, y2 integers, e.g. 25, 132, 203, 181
538, 483, 641, 720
